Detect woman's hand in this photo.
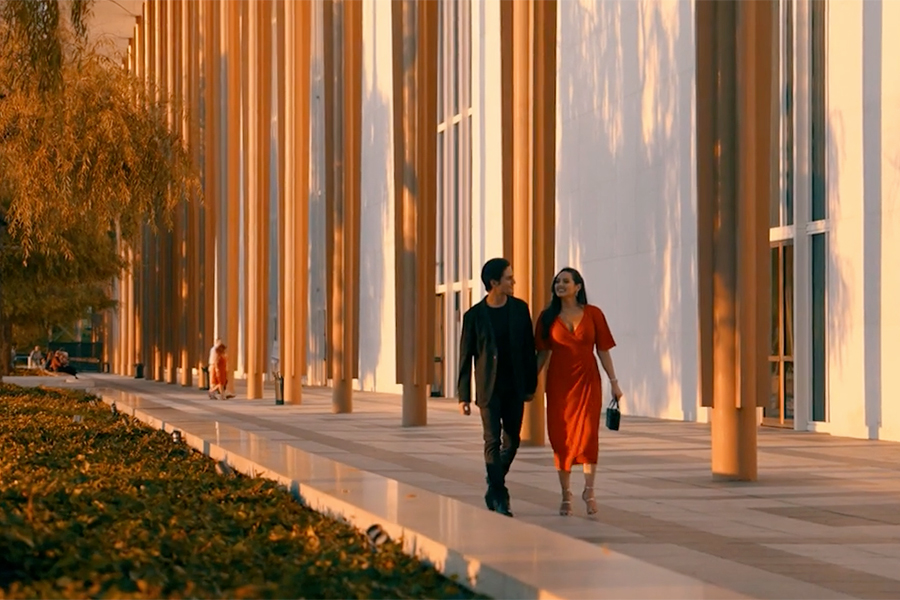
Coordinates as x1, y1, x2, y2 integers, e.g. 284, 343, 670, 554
611, 380, 624, 400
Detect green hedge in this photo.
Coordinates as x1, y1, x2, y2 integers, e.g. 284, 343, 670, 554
0, 384, 482, 599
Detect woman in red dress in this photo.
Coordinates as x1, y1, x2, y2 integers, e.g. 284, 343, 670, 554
536, 268, 623, 516
209, 343, 229, 400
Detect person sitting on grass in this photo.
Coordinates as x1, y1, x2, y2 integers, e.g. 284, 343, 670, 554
28, 346, 43, 370
49, 350, 78, 378
48, 350, 61, 372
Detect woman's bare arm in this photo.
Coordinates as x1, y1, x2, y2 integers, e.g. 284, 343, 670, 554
537, 349, 551, 374
598, 350, 623, 398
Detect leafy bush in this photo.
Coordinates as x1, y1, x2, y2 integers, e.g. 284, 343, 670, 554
0, 384, 481, 599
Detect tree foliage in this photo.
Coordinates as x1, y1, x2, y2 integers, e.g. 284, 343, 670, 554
0, 0, 92, 94
0, 0, 197, 257
2, 229, 121, 346
0, 0, 199, 360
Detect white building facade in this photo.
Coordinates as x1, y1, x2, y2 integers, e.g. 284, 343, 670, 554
311, 0, 900, 442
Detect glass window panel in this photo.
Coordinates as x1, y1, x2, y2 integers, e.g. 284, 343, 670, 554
432, 293, 445, 397
771, 246, 780, 356
783, 243, 794, 358
452, 0, 459, 116
810, 0, 827, 222
464, 0, 471, 110
437, 1, 444, 121
437, 133, 444, 285
452, 123, 460, 282
466, 113, 473, 280
784, 361, 794, 420
454, 289, 461, 341
772, 69, 783, 225
783, 0, 794, 226
811, 233, 827, 421
765, 360, 781, 420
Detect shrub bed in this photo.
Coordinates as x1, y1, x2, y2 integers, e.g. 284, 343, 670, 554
0, 384, 481, 599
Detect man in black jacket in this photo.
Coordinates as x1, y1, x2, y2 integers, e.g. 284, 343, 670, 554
457, 257, 537, 517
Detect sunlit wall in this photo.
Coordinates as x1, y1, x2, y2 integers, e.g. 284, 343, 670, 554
555, 0, 699, 422
819, 0, 900, 441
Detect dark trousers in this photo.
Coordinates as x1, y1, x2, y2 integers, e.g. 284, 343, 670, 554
479, 389, 525, 500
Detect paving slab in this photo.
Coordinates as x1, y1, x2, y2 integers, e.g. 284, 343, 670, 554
90, 386, 739, 599
8, 373, 900, 599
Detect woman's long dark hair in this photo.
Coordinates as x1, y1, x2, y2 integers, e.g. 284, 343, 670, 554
539, 268, 588, 339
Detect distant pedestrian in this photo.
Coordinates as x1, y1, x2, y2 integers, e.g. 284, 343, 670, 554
209, 343, 229, 400
208, 338, 223, 372
206, 337, 223, 390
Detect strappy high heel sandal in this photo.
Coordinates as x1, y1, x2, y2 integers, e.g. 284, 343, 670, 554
559, 490, 573, 516
582, 487, 598, 515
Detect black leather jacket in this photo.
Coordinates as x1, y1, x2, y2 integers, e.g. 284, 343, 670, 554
457, 296, 538, 407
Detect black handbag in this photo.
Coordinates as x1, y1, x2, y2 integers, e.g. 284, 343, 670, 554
605, 396, 621, 431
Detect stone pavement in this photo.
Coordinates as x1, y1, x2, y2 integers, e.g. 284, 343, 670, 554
11, 373, 900, 599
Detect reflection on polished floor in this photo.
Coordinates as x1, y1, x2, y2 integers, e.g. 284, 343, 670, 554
12, 373, 900, 599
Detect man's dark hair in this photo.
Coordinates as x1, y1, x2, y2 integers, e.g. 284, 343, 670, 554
481, 258, 510, 291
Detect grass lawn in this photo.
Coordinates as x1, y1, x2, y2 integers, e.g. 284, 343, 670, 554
0, 384, 482, 599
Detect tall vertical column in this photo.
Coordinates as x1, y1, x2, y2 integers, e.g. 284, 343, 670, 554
122, 41, 134, 376
342, 0, 362, 409
179, 0, 197, 387
154, 0, 168, 382
201, 0, 221, 385
392, 0, 438, 427
111, 242, 121, 374
191, 0, 202, 385
102, 305, 111, 373
240, 0, 251, 383
114, 224, 123, 374
246, 0, 272, 399
125, 250, 134, 376
225, 0, 241, 395
113, 46, 128, 377
696, 0, 775, 481
120, 21, 134, 381
282, 0, 312, 404
163, 0, 179, 384
132, 16, 144, 377
322, 0, 336, 389
500, 0, 557, 446
143, 0, 159, 380
323, 0, 362, 413
276, 0, 287, 394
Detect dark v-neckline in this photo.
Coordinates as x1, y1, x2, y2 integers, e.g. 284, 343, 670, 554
558, 308, 586, 334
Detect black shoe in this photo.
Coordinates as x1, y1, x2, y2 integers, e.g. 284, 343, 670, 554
494, 497, 514, 517
484, 488, 496, 511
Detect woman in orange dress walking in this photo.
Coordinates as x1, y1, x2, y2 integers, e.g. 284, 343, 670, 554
209, 343, 229, 400
536, 268, 623, 516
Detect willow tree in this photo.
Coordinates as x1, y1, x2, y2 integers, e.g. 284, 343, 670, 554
0, 0, 198, 375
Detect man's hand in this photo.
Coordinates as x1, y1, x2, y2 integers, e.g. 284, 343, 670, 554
525, 394, 534, 402
459, 402, 471, 416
